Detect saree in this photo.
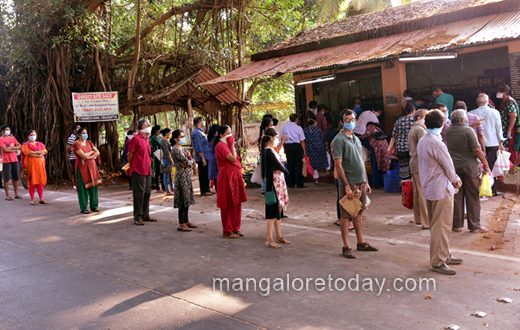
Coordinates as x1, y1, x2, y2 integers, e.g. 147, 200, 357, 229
73, 141, 102, 190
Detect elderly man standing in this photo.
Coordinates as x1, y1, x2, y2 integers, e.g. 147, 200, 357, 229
445, 110, 490, 233
192, 117, 212, 196
470, 94, 505, 196
454, 101, 485, 152
408, 109, 429, 229
128, 119, 157, 226
417, 110, 463, 275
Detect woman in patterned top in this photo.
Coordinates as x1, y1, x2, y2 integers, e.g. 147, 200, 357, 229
392, 103, 416, 181
261, 128, 290, 248
497, 84, 519, 164
304, 115, 329, 185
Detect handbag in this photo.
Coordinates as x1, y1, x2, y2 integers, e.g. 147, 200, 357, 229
20, 167, 31, 182
263, 150, 278, 206
160, 160, 172, 174
305, 156, 314, 177
373, 130, 388, 140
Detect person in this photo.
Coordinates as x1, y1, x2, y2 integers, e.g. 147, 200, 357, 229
0, 125, 22, 200
21, 130, 48, 205
429, 103, 451, 145
331, 145, 355, 231
417, 109, 463, 275
327, 123, 337, 147
67, 123, 82, 186
324, 106, 333, 126
432, 85, 454, 115
359, 121, 391, 187
407, 109, 429, 229
128, 119, 157, 226
214, 125, 247, 238
445, 110, 490, 233
454, 101, 485, 152
207, 124, 220, 190
332, 109, 377, 259
479, 90, 495, 109
352, 99, 363, 118
0, 152, 3, 189
391, 103, 415, 181
316, 104, 328, 143
150, 125, 164, 193
304, 115, 329, 185
73, 128, 101, 214
353, 106, 383, 137
497, 84, 519, 164
304, 101, 318, 129
123, 130, 135, 190
170, 130, 197, 232
192, 117, 212, 196
413, 95, 430, 109
280, 114, 307, 188
160, 128, 174, 196
402, 89, 414, 106
261, 128, 290, 248
258, 117, 274, 195
470, 94, 505, 196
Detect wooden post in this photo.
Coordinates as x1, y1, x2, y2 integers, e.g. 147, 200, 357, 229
163, 112, 169, 128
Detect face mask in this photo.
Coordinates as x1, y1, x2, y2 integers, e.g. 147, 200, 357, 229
29, 135, 36, 141
127, 135, 134, 140
417, 119, 425, 126
4, 130, 10, 136
496, 92, 504, 99
414, 101, 420, 108
427, 128, 442, 135
82, 134, 88, 140
343, 122, 356, 131
179, 138, 186, 145
141, 127, 152, 134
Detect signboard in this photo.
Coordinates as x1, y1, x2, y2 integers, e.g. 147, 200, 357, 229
509, 52, 520, 98
72, 92, 119, 122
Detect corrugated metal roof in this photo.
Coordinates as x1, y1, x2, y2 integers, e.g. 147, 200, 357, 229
202, 10, 520, 85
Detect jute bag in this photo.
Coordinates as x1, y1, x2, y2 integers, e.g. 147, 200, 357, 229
339, 190, 363, 217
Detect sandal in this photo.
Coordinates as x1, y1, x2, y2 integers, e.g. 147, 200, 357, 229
39, 200, 48, 204
14, 195, 23, 199
470, 227, 488, 233
30, 201, 38, 206
223, 234, 240, 239
90, 208, 100, 212
81, 210, 92, 214
5, 197, 13, 201
134, 219, 144, 226
276, 237, 290, 244
142, 217, 158, 222
357, 242, 378, 251
177, 226, 192, 232
266, 241, 281, 248
334, 220, 340, 226
233, 231, 244, 236
452, 227, 462, 232
342, 247, 356, 259
492, 192, 502, 197
186, 223, 198, 228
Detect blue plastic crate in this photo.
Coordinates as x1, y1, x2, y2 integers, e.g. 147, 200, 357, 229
384, 170, 402, 193
391, 162, 400, 171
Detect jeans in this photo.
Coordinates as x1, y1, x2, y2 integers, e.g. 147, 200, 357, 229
162, 159, 174, 192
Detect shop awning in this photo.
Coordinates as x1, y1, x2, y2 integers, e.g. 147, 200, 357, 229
201, 10, 520, 85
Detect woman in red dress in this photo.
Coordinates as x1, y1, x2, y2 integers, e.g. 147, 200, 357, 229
213, 125, 247, 238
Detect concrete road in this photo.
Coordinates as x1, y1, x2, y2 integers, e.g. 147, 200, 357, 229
0, 183, 519, 330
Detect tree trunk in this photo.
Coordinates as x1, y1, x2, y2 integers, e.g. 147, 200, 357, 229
127, 0, 141, 102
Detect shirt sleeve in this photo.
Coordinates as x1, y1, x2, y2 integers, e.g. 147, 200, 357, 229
192, 131, 202, 153
298, 127, 305, 141
332, 138, 343, 160
433, 143, 458, 184
128, 137, 137, 153
392, 118, 399, 138
496, 112, 505, 141
467, 129, 480, 150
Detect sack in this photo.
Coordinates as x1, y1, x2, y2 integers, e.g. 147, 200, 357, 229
373, 131, 388, 140
305, 156, 314, 177
302, 158, 307, 177
20, 167, 31, 182
339, 190, 363, 217
401, 180, 413, 209
251, 162, 262, 185
160, 161, 172, 174
479, 173, 492, 197
492, 150, 511, 178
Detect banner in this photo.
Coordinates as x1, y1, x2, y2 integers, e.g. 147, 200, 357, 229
72, 92, 119, 122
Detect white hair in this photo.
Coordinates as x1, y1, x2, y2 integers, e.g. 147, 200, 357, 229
451, 109, 467, 123
477, 94, 489, 105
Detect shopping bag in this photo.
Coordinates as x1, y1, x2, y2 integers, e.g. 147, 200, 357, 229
479, 173, 492, 197
301, 158, 307, 177
305, 156, 314, 177
401, 180, 413, 209
171, 166, 176, 184
339, 190, 363, 217
492, 150, 511, 178
251, 163, 262, 185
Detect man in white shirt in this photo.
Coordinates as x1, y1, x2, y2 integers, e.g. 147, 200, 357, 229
469, 94, 505, 195
281, 114, 307, 188
353, 107, 383, 136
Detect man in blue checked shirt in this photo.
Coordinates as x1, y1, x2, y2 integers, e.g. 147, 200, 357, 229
191, 117, 213, 196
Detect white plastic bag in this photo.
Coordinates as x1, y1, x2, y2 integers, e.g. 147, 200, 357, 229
251, 162, 262, 185
492, 150, 511, 177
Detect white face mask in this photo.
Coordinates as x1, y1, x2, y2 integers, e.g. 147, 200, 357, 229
496, 92, 504, 99
127, 135, 134, 140
141, 127, 152, 134
4, 130, 10, 136
29, 135, 36, 141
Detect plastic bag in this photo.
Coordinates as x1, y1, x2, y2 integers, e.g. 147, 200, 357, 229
305, 156, 314, 177
479, 173, 492, 197
492, 150, 511, 178
401, 180, 413, 209
251, 162, 262, 185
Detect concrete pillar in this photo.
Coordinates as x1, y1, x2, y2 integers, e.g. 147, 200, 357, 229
381, 61, 408, 135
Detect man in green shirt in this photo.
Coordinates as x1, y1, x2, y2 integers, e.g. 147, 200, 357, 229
445, 110, 490, 234
332, 109, 377, 259
432, 85, 454, 116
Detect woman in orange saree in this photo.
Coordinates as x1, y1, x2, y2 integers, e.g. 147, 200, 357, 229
21, 130, 48, 205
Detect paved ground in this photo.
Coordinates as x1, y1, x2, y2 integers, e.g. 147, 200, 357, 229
1, 179, 519, 330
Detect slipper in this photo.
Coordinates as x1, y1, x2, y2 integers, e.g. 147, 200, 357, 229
422, 227, 430, 230
81, 210, 92, 214
233, 231, 244, 236
14, 196, 23, 199
177, 227, 192, 232
276, 237, 290, 244
492, 192, 502, 197
5, 197, 13, 201
186, 223, 198, 228
349, 227, 355, 231
90, 208, 100, 212
223, 234, 240, 239
30, 201, 38, 206
39, 200, 48, 204
266, 241, 281, 248
334, 221, 340, 226
142, 217, 158, 222
134, 220, 144, 226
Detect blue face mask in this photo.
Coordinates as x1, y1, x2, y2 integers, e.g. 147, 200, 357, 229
427, 128, 442, 135
82, 134, 88, 140
179, 137, 186, 145
343, 122, 356, 131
